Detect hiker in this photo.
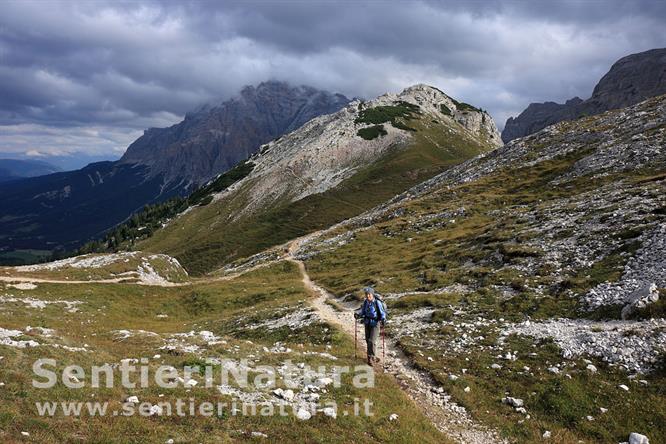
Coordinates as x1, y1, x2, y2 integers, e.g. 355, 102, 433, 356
354, 287, 386, 366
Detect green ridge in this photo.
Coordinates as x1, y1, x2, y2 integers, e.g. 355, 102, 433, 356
141, 118, 493, 275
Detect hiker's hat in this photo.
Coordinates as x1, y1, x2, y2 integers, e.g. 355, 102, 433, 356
363, 286, 375, 295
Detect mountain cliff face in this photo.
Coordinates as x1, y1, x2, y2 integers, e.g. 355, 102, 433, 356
502, 48, 666, 143
0, 82, 350, 259
140, 84, 501, 274
119, 81, 351, 185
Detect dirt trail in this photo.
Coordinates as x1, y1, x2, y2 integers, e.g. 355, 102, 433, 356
286, 238, 507, 444
0, 275, 188, 287
1, 252, 279, 288
0, 275, 130, 285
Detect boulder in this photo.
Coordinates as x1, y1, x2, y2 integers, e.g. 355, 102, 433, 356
629, 432, 649, 444
502, 397, 524, 408
622, 283, 659, 319
296, 408, 312, 421
282, 389, 295, 402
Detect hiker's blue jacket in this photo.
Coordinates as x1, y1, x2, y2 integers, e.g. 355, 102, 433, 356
360, 298, 386, 327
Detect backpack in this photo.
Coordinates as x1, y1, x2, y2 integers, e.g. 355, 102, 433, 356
373, 294, 388, 321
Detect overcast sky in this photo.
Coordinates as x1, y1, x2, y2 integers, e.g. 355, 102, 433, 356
1, 0, 665, 164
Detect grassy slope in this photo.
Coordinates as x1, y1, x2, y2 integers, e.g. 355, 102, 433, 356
0, 262, 447, 443
304, 146, 666, 442
141, 117, 493, 276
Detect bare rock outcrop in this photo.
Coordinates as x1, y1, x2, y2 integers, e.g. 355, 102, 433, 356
502, 48, 666, 143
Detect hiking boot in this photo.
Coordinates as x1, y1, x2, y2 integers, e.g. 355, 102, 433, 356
367, 356, 373, 366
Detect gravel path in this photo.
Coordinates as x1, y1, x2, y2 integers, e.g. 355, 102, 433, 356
287, 237, 508, 444
0, 275, 186, 287
0, 275, 130, 285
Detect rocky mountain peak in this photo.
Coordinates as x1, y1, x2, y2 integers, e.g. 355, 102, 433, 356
588, 48, 666, 109
502, 47, 666, 143
119, 81, 351, 186
207, 84, 502, 221
373, 84, 502, 146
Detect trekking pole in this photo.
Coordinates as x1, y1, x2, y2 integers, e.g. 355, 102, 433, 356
381, 324, 386, 364
354, 315, 357, 359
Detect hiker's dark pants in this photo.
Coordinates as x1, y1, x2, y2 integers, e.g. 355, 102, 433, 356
364, 324, 379, 357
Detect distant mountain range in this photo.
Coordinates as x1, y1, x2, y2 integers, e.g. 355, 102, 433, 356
0, 159, 60, 182
119, 81, 351, 185
0, 82, 350, 258
502, 48, 666, 143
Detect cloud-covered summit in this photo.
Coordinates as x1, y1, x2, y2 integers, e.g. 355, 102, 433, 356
1, 0, 665, 159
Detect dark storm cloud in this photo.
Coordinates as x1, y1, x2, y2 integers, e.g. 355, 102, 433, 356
0, 0, 665, 157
